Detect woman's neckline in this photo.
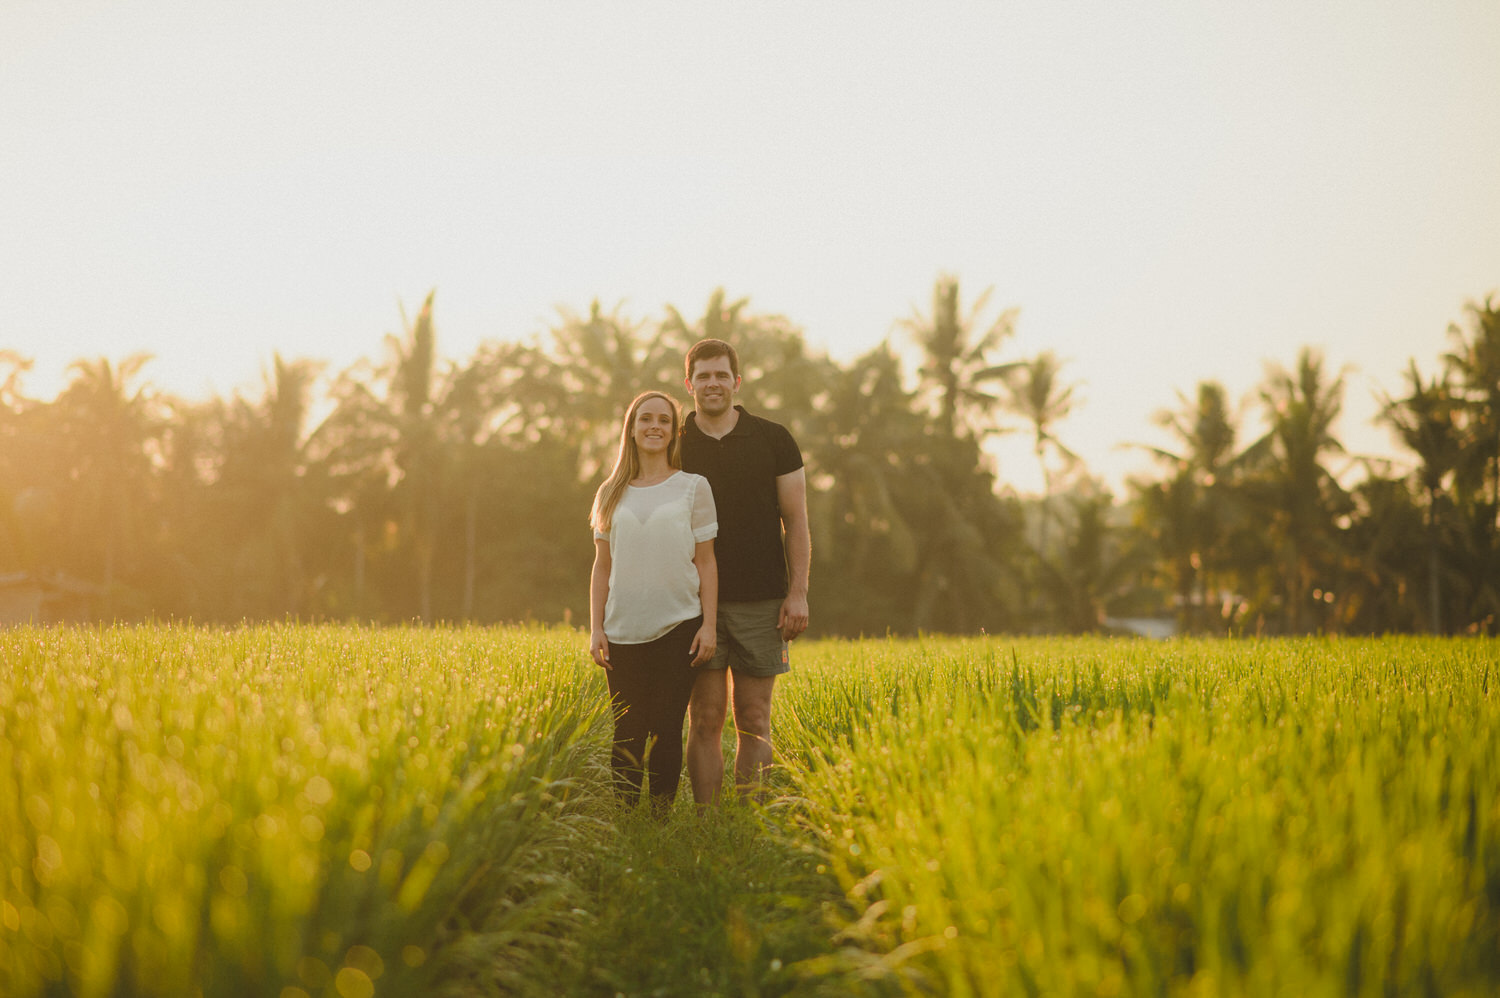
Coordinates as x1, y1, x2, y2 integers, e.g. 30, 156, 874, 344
628, 469, 681, 489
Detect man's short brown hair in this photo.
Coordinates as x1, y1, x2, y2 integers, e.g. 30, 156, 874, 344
685, 338, 740, 381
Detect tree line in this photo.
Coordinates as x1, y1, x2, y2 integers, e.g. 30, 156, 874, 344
1, 279, 1496, 635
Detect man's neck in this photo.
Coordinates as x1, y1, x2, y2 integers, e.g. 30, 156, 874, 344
695, 404, 740, 440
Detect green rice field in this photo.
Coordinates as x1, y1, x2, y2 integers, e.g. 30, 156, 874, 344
2, 627, 1496, 997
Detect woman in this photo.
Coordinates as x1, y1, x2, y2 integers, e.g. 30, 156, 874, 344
589, 390, 718, 808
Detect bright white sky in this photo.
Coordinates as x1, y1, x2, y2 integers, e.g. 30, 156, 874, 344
3, 2, 1498, 494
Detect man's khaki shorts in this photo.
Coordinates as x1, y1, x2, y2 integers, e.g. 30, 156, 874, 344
704, 598, 790, 677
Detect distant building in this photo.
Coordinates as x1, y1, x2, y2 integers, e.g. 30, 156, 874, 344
1102, 615, 1178, 639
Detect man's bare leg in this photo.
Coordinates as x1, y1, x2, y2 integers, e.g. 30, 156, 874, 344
731, 673, 777, 797
687, 669, 729, 805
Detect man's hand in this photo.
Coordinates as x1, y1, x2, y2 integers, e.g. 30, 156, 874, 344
778, 593, 809, 641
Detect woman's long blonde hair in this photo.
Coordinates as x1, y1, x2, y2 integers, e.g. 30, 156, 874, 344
590, 390, 683, 533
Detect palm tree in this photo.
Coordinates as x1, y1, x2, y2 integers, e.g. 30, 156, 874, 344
217, 355, 324, 618
1010, 350, 1080, 490
0, 350, 28, 403
314, 359, 397, 619
1445, 296, 1500, 512
800, 339, 1022, 634
333, 293, 537, 623
1441, 298, 1500, 632
807, 343, 924, 632
315, 291, 455, 623
1132, 470, 1198, 628
387, 293, 446, 623
1135, 381, 1243, 632
662, 287, 749, 353
1153, 382, 1238, 483
0, 352, 44, 575
1379, 360, 1463, 631
433, 343, 534, 620
1243, 348, 1351, 633
1008, 350, 1080, 560
1340, 470, 1427, 633
902, 275, 1021, 441
52, 354, 161, 616
1038, 485, 1144, 632
547, 300, 675, 478
152, 395, 224, 619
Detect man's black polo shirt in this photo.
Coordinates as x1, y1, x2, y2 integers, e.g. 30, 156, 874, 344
681, 406, 803, 602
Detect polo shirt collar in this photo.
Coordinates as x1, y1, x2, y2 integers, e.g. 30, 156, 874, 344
686, 405, 756, 440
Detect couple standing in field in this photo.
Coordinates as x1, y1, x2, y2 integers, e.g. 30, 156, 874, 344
587, 338, 811, 809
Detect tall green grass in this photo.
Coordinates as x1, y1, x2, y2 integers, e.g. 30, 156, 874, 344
549, 802, 866, 998
0, 624, 608, 997
778, 636, 1500, 997
7, 629, 1497, 997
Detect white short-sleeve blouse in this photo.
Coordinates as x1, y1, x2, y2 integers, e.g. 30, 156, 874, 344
594, 471, 717, 644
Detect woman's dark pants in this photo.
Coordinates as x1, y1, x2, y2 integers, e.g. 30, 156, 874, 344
604, 616, 701, 808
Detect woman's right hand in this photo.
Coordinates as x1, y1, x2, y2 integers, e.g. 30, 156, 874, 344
689, 620, 717, 667
590, 628, 611, 670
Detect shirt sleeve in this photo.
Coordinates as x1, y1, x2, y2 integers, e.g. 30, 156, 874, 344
771, 421, 804, 476
691, 475, 719, 542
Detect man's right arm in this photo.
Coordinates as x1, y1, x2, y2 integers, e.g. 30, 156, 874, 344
776, 467, 810, 640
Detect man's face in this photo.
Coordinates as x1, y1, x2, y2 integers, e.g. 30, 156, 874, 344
687, 356, 739, 417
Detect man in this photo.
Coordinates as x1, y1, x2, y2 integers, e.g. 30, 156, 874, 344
680, 338, 810, 803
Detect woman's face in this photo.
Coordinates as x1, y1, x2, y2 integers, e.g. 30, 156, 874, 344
632, 396, 675, 457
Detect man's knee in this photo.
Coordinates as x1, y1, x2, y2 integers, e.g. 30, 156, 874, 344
690, 706, 727, 741
731, 677, 775, 737
734, 703, 770, 735
689, 674, 729, 736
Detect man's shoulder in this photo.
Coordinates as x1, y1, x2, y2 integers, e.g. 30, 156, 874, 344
735, 408, 795, 439
751, 414, 801, 457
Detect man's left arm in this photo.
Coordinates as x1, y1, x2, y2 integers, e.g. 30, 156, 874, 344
776, 467, 810, 640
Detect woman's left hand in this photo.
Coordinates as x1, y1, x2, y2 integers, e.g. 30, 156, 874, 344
589, 628, 611, 670
689, 621, 716, 667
